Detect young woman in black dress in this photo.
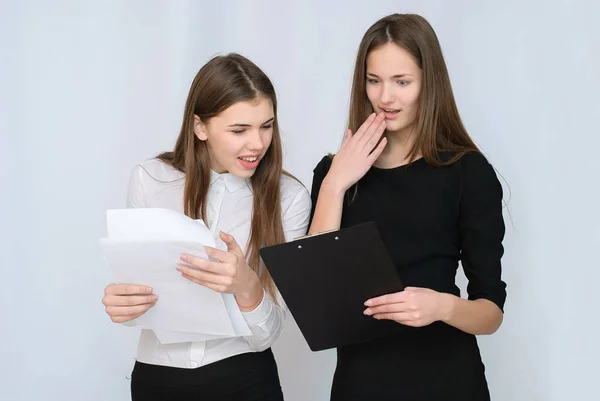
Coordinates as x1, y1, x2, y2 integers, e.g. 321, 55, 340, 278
309, 13, 507, 401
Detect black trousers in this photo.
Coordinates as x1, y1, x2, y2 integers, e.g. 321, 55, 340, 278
131, 349, 284, 401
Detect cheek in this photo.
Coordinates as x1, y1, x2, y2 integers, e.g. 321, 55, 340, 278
209, 135, 239, 157
365, 86, 379, 107
263, 130, 274, 148
403, 86, 421, 109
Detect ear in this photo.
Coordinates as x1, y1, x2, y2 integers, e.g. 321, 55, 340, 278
193, 115, 208, 141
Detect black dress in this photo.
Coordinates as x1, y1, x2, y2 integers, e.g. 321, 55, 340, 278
309, 152, 507, 401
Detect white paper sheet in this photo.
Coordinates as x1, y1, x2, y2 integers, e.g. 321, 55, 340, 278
150, 293, 252, 344
99, 208, 251, 343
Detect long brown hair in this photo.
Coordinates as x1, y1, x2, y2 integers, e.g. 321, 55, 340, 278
157, 53, 285, 301
348, 13, 479, 165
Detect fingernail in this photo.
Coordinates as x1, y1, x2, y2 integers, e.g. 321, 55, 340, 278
146, 287, 153, 293
364, 300, 372, 306
176, 265, 182, 272
363, 308, 371, 315
180, 254, 188, 261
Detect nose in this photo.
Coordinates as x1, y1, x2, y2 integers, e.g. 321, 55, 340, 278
247, 129, 265, 152
380, 82, 395, 105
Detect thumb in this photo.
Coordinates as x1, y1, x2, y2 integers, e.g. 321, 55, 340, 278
220, 231, 243, 255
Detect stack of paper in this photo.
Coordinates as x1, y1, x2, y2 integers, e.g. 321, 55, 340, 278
99, 208, 251, 344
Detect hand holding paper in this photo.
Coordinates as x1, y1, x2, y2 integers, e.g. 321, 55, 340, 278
177, 231, 264, 311
102, 283, 157, 323
99, 208, 251, 344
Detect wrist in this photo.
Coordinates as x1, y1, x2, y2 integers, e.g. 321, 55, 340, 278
321, 174, 348, 196
438, 293, 457, 323
236, 275, 263, 311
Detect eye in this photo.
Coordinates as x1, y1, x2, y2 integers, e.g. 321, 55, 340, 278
231, 129, 245, 135
367, 78, 380, 84
398, 80, 410, 86
261, 124, 273, 129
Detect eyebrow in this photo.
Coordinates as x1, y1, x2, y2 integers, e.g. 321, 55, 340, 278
366, 72, 412, 79
227, 117, 275, 128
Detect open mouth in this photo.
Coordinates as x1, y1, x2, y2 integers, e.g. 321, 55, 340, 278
237, 155, 261, 169
381, 108, 401, 118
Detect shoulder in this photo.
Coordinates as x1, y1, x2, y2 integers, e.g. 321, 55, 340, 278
280, 173, 311, 212
133, 158, 185, 183
127, 158, 185, 206
455, 151, 497, 180
309, 154, 334, 190
313, 154, 333, 176
452, 151, 502, 199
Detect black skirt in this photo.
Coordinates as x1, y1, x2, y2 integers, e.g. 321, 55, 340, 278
131, 348, 283, 401
330, 323, 491, 401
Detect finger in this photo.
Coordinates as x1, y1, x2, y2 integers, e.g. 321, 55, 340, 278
181, 250, 235, 268
181, 273, 228, 293
374, 313, 425, 327
366, 137, 388, 164
202, 246, 238, 265
178, 265, 233, 285
219, 232, 244, 255
179, 255, 234, 276
352, 113, 377, 140
358, 114, 386, 149
341, 128, 353, 146
105, 283, 153, 296
110, 315, 137, 323
106, 302, 154, 317
363, 302, 408, 316
365, 291, 406, 307
102, 294, 157, 307
110, 307, 155, 323
364, 119, 387, 152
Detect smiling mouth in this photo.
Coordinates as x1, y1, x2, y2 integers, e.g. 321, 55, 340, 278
238, 156, 259, 162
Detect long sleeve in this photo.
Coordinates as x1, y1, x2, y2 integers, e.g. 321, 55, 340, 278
458, 152, 507, 311
241, 183, 312, 351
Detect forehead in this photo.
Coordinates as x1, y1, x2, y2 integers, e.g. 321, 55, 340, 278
366, 42, 420, 76
213, 97, 274, 124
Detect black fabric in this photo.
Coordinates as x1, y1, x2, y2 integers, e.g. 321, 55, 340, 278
130, 349, 283, 401
309, 152, 506, 401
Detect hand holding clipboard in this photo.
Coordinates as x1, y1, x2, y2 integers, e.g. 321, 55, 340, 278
259, 221, 405, 351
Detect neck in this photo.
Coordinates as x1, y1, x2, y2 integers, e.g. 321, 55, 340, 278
374, 126, 420, 169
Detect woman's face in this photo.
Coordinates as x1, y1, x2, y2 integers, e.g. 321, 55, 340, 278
194, 97, 275, 178
365, 42, 422, 137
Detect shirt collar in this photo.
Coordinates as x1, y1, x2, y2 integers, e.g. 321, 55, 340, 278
210, 169, 249, 193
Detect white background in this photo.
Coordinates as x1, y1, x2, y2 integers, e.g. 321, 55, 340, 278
1, 0, 599, 400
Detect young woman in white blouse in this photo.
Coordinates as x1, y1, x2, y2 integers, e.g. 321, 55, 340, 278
101, 53, 311, 401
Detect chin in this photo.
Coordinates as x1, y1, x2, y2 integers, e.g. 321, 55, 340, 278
230, 166, 257, 179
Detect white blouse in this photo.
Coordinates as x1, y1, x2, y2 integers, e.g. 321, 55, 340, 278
124, 158, 311, 369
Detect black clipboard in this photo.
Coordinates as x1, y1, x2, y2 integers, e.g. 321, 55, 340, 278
259, 221, 405, 351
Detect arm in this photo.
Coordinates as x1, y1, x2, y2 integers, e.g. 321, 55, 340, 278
309, 113, 387, 234
241, 186, 312, 351
439, 296, 503, 335
441, 153, 507, 334
365, 153, 506, 335
308, 161, 345, 234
